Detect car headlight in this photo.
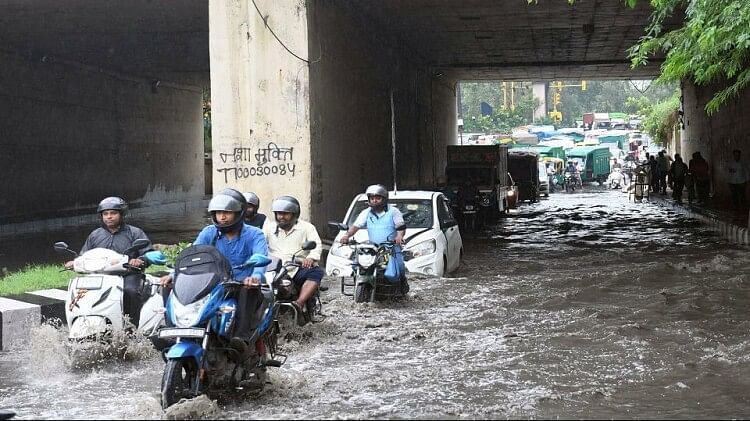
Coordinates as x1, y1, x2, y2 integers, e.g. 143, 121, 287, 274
330, 244, 353, 259
171, 295, 210, 328
406, 239, 436, 258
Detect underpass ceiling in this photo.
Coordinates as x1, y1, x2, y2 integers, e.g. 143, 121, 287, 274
0, 0, 209, 86
355, 0, 684, 81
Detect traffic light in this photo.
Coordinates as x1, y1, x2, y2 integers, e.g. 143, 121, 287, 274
549, 111, 562, 122
553, 92, 561, 105
581, 80, 587, 91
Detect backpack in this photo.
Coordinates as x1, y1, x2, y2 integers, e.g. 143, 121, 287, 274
172, 244, 233, 304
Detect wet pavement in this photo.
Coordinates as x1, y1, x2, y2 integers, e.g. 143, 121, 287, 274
2, 186, 749, 419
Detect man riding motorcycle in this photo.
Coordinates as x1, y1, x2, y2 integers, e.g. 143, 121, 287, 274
565, 161, 582, 188
160, 190, 269, 353
64, 196, 152, 325
243, 191, 267, 229
339, 184, 409, 294
263, 195, 323, 326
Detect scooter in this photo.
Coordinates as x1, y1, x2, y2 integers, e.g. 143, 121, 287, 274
157, 250, 283, 410
564, 171, 578, 192
267, 241, 325, 326
608, 168, 625, 189
54, 239, 167, 342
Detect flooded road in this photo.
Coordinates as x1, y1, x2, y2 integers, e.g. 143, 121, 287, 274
2, 188, 749, 419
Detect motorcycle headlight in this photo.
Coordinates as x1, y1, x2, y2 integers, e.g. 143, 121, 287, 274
330, 244, 353, 259
357, 253, 377, 268
171, 295, 210, 328
507, 190, 515, 197
406, 239, 436, 258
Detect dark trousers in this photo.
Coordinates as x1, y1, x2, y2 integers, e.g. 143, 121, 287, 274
729, 182, 747, 208
696, 180, 710, 203
672, 177, 685, 202
232, 288, 266, 340
123, 273, 146, 327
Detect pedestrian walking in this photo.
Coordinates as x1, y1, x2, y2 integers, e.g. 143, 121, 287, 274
669, 154, 688, 204
689, 151, 711, 204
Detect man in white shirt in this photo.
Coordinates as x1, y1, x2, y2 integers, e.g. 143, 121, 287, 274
263, 195, 323, 325
727, 149, 748, 209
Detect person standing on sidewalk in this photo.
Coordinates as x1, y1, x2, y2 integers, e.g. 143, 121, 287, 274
669, 154, 688, 204
727, 149, 748, 209
657, 151, 670, 194
689, 151, 711, 204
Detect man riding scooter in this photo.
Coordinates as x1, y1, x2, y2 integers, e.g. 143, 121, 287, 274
64, 196, 152, 326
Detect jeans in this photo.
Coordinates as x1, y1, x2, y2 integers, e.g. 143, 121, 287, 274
729, 182, 747, 208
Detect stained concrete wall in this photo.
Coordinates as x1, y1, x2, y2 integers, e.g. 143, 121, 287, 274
209, 0, 311, 219
681, 81, 750, 205
0, 49, 205, 223
308, 0, 455, 227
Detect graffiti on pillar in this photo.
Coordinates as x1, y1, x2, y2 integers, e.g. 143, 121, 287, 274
215, 142, 296, 183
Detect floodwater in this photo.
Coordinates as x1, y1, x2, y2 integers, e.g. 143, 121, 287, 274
2, 187, 749, 419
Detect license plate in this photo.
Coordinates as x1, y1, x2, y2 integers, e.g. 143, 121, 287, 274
464, 205, 474, 210
76, 276, 103, 290
158, 328, 205, 339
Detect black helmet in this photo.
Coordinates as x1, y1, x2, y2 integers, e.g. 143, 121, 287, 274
97, 196, 128, 216
243, 192, 260, 208
271, 195, 300, 218
208, 193, 246, 233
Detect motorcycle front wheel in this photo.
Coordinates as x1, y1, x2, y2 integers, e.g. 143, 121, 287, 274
161, 358, 198, 409
354, 282, 373, 303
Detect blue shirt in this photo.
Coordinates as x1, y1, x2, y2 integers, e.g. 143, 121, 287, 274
194, 224, 269, 280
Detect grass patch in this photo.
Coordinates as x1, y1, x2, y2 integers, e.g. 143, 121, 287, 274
0, 264, 172, 297
0, 265, 74, 296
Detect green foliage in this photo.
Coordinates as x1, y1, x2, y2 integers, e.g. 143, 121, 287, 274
157, 242, 192, 267
635, 90, 681, 145
628, 0, 750, 114
0, 265, 74, 296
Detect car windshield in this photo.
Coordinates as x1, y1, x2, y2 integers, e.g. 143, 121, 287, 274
347, 199, 433, 229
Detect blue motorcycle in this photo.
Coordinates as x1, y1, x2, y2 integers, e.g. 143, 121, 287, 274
157, 250, 282, 409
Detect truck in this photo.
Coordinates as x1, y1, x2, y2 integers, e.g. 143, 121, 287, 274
445, 145, 512, 215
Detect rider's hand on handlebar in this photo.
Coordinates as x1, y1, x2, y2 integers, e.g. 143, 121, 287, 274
340, 234, 350, 244
243, 276, 261, 288
159, 275, 173, 288
64, 261, 74, 270
128, 258, 145, 268
301, 257, 316, 269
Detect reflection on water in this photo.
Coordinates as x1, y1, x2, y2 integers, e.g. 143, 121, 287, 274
1, 188, 749, 419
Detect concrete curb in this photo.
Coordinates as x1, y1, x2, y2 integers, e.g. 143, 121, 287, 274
0, 289, 66, 350
652, 198, 750, 246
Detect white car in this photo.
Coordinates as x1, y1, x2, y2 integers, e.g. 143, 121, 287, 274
325, 190, 463, 278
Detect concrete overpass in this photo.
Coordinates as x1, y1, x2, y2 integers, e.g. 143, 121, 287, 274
0, 0, 745, 233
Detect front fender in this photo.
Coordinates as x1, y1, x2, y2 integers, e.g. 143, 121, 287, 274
165, 341, 203, 365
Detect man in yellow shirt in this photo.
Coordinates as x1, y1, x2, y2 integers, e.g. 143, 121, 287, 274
263, 195, 323, 326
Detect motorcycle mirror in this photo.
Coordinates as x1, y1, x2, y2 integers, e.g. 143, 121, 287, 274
53, 241, 76, 256
125, 238, 150, 255
242, 253, 272, 269
143, 250, 167, 266
301, 240, 317, 251
327, 221, 347, 231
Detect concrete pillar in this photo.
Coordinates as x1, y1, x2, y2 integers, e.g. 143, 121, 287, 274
209, 0, 312, 219
532, 82, 547, 122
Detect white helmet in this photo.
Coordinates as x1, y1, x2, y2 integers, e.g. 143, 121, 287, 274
365, 184, 388, 200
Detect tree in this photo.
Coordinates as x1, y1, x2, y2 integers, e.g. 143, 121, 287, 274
628, 0, 750, 114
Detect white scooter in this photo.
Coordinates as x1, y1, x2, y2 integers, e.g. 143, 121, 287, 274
608, 167, 625, 189
54, 239, 167, 341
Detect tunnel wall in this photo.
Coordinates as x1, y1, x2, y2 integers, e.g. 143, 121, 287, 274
0, 49, 205, 223
308, 0, 456, 227
209, 0, 312, 220
681, 81, 750, 206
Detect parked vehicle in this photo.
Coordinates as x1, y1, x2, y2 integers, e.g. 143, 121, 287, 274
326, 190, 462, 278
565, 146, 611, 184
537, 160, 549, 197
508, 150, 541, 202
53, 239, 167, 343
158, 248, 282, 409
445, 145, 511, 217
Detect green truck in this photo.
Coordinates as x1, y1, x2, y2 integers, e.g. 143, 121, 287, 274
509, 144, 566, 161
565, 146, 611, 184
